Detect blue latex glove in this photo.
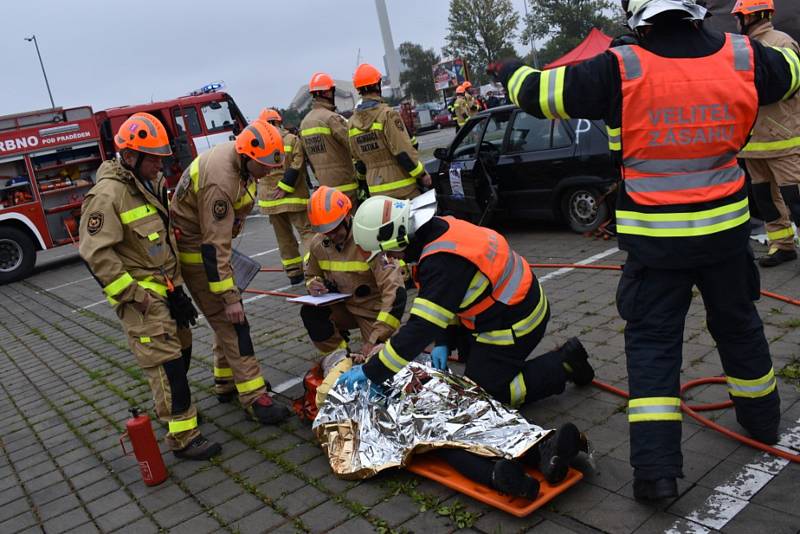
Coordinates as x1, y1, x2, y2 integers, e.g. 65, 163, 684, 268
337, 364, 369, 391
431, 345, 449, 371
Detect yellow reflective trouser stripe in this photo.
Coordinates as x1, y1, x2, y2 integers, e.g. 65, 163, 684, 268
368, 178, 417, 194
409, 161, 424, 178
727, 369, 777, 398
628, 397, 682, 422
281, 256, 303, 267
741, 135, 800, 153
410, 298, 454, 329
140, 337, 151, 343
318, 260, 369, 272
509, 372, 527, 408
214, 367, 234, 378
771, 46, 800, 99
104, 272, 134, 297
277, 181, 295, 193
232, 182, 257, 210
168, 416, 198, 434
335, 182, 359, 192
179, 251, 203, 264
236, 376, 266, 394
474, 285, 548, 345
767, 227, 796, 241
376, 311, 400, 329
508, 66, 537, 107
616, 197, 750, 238
258, 197, 308, 208
301, 127, 331, 136
139, 280, 168, 298
461, 271, 490, 308
539, 67, 569, 120
190, 157, 201, 192
120, 204, 157, 225
209, 277, 235, 293
378, 341, 409, 373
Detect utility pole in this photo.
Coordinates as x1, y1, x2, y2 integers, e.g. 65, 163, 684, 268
522, 0, 540, 68
24, 34, 56, 109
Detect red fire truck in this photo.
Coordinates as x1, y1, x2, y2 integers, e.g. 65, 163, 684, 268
0, 106, 104, 283
0, 90, 247, 283
94, 90, 247, 187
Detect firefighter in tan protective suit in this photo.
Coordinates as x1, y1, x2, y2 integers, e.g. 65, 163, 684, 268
734, 0, 800, 266
257, 108, 314, 285
80, 113, 221, 460
453, 85, 470, 130
301, 186, 406, 364
299, 72, 361, 203
170, 121, 290, 425
348, 63, 432, 200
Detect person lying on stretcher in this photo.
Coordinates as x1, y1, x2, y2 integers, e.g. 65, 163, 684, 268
311, 349, 589, 500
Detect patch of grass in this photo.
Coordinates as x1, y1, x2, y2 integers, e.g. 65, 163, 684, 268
436, 500, 480, 529
777, 359, 800, 390
780, 318, 800, 329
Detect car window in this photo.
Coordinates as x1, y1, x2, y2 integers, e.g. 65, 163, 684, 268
552, 119, 572, 148
174, 107, 202, 136
201, 101, 235, 132
483, 114, 510, 150
451, 118, 487, 161
507, 112, 552, 153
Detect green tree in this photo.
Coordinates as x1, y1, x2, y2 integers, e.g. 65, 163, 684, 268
444, 0, 520, 85
522, 0, 624, 65
399, 42, 441, 103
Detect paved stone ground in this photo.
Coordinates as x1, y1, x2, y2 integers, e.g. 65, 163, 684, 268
1, 215, 798, 534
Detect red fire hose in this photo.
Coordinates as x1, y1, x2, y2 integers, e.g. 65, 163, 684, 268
248, 261, 800, 462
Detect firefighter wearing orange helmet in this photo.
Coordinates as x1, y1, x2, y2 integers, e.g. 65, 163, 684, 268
348, 63, 432, 200
733, 0, 800, 266
461, 80, 482, 116
170, 121, 291, 425
80, 113, 221, 460
453, 84, 470, 129
257, 108, 314, 285
301, 186, 406, 362
299, 72, 361, 204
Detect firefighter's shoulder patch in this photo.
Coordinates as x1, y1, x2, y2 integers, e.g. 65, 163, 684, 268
213, 199, 229, 220
86, 212, 104, 235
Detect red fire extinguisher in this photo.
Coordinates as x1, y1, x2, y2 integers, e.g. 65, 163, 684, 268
119, 408, 168, 486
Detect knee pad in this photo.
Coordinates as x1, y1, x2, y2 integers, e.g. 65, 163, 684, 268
233, 321, 255, 357
752, 182, 781, 222
181, 345, 192, 371
300, 305, 335, 342
779, 185, 800, 224
162, 359, 192, 414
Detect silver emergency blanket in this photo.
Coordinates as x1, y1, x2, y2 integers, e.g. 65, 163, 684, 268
313, 361, 550, 479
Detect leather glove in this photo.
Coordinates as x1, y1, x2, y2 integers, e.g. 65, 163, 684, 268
486, 59, 525, 87
336, 364, 369, 391
431, 345, 449, 371
166, 285, 199, 328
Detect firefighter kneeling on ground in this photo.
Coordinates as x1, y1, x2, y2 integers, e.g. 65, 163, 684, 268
79, 113, 221, 460
170, 121, 290, 425
301, 185, 406, 394
336, 192, 595, 411
348, 63, 432, 201
257, 108, 314, 286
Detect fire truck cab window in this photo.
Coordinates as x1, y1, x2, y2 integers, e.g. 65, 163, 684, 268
0, 156, 34, 208
173, 108, 202, 136
201, 101, 234, 133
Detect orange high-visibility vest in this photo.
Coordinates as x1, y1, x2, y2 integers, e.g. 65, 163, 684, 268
419, 216, 532, 329
610, 34, 758, 206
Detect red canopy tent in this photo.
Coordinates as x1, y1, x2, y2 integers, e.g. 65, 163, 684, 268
544, 28, 613, 69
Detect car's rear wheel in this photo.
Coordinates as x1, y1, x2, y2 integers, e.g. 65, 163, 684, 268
0, 226, 36, 284
561, 187, 608, 233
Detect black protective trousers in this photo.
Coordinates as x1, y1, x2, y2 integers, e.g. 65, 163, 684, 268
617, 248, 780, 480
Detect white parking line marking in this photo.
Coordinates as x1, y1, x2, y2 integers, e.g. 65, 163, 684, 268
75, 299, 107, 312
251, 247, 279, 258
272, 377, 304, 394
45, 276, 92, 291
669, 419, 800, 532
537, 246, 620, 283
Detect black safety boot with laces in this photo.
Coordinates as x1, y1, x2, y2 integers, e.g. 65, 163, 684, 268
633, 477, 678, 501
537, 423, 584, 484
491, 459, 540, 499
758, 247, 797, 267
561, 337, 595, 386
245, 394, 290, 425
173, 435, 222, 461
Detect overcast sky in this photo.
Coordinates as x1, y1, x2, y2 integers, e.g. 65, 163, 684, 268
2, 0, 536, 120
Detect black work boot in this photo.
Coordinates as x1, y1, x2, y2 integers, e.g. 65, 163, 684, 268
633, 477, 678, 501
758, 248, 797, 267
216, 390, 236, 404
561, 338, 595, 386
289, 273, 305, 285
537, 423, 583, 484
173, 435, 222, 461
491, 459, 540, 499
245, 394, 291, 425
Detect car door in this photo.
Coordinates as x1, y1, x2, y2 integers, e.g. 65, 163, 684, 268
433, 116, 496, 224
495, 112, 577, 218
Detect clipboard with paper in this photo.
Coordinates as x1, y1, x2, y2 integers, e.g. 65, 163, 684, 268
286, 293, 351, 306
